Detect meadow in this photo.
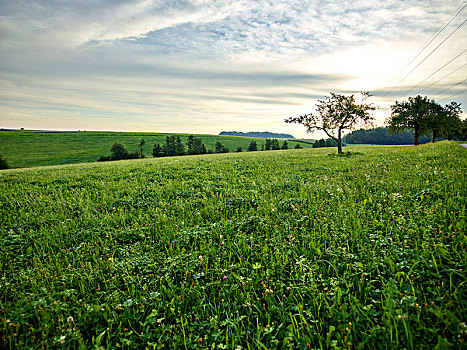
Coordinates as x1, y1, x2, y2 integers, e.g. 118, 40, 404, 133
0, 130, 311, 169
0, 142, 466, 349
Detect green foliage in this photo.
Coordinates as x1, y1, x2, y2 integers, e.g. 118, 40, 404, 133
0, 142, 465, 349
152, 143, 164, 158
285, 92, 375, 153
214, 141, 229, 154
281, 140, 289, 149
313, 138, 339, 148
265, 139, 281, 150
0, 154, 9, 170
271, 139, 280, 150
387, 95, 440, 145
345, 127, 432, 145
110, 143, 129, 160
247, 140, 258, 151
0, 130, 314, 168
294, 143, 302, 149
162, 136, 185, 156
187, 135, 207, 155
437, 102, 463, 141
236, 147, 243, 152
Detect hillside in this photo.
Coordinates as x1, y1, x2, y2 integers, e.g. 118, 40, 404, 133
219, 131, 295, 138
0, 129, 310, 168
0, 142, 466, 349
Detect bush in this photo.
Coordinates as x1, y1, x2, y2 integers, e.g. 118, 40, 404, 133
0, 154, 9, 169
110, 143, 129, 160
97, 155, 111, 162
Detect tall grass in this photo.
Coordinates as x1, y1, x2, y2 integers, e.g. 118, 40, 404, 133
0, 142, 465, 349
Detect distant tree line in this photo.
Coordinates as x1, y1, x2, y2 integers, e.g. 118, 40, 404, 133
219, 131, 294, 138
152, 136, 230, 157
312, 138, 339, 148
98, 139, 146, 161
344, 127, 432, 145
98, 136, 303, 162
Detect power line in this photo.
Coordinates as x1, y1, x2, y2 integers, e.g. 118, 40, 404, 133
433, 78, 467, 98
415, 62, 467, 95
376, 1, 467, 97
397, 48, 467, 99
383, 16, 467, 98
439, 89, 466, 103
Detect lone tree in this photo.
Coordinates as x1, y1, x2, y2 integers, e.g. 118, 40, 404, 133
285, 92, 375, 154
137, 138, 146, 158
0, 154, 9, 170
387, 95, 439, 146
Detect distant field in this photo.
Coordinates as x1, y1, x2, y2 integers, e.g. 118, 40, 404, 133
0, 130, 311, 168
0, 142, 465, 349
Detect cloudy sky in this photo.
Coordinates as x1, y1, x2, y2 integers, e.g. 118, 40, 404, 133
1, 0, 466, 138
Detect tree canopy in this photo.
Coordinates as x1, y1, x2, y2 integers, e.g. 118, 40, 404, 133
387, 96, 463, 145
285, 92, 375, 153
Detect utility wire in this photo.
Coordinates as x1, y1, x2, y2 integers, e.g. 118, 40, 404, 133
397, 48, 467, 99
439, 89, 466, 102
433, 78, 467, 98
376, 1, 467, 97
382, 16, 467, 98
415, 62, 467, 96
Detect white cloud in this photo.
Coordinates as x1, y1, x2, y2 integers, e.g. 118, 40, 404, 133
0, 0, 466, 138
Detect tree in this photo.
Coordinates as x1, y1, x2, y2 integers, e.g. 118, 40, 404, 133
215, 141, 229, 153
265, 139, 272, 150
438, 102, 463, 141
152, 143, 164, 157
285, 92, 375, 154
187, 135, 207, 155
281, 140, 289, 149
459, 119, 467, 141
138, 138, 146, 158
387, 95, 439, 146
236, 146, 243, 152
294, 143, 302, 149
247, 140, 258, 151
110, 143, 129, 160
163, 136, 185, 156
0, 154, 9, 169
271, 139, 280, 150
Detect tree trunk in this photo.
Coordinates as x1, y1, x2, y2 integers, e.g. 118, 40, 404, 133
414, 126, 419, 146
432, 130, 437, 143
337, 129, 343, 154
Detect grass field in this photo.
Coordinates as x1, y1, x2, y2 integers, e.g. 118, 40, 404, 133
0, 130, 311, 169
0, 142, 466, 349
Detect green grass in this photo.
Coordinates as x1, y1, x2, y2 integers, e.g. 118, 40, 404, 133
0, 142, 466, 349
0, 130, 310, 169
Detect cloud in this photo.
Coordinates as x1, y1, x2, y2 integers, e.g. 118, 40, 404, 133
1, 0, 466, 137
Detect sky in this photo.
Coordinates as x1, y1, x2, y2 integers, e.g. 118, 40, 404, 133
1, 0, 466, 139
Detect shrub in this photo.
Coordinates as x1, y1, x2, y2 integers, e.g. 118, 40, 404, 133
97, 155, 111, 162
0, 154, 9, 169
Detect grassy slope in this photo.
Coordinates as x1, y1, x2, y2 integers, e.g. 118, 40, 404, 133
0, 130, 310, 169
0, 142, 466, 349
